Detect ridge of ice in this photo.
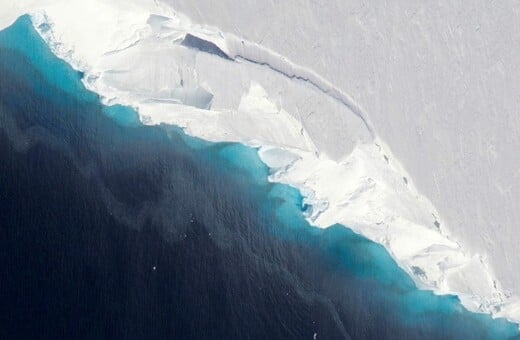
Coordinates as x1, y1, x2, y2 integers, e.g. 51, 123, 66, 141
1, 0, 519, 326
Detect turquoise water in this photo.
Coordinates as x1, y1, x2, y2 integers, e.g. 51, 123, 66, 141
103, 105, 141, 127
0, 16, 95, 102
1, 15, 519, 339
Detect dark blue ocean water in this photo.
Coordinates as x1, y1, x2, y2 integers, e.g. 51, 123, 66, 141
0, 16, 518, 339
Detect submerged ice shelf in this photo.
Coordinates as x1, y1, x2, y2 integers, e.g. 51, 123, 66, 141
1, 0, 519, 327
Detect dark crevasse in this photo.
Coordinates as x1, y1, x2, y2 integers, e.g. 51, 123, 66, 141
0, 15, 518, 340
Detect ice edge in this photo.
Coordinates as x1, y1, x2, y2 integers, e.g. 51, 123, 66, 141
21, 2, 520, 327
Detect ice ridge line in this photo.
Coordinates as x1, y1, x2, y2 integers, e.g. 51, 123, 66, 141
222, 39, 375, 138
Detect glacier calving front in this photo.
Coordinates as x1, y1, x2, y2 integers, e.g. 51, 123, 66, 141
1, 0, 519, 324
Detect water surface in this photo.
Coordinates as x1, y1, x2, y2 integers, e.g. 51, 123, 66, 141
0, 16, 518, 339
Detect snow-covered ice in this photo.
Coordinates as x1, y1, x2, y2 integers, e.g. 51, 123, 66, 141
2, 0, 520, 325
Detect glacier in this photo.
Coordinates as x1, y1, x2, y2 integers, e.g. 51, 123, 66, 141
1, 0, 520, 327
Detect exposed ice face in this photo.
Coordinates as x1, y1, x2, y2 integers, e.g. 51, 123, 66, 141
2, 0, 520, 325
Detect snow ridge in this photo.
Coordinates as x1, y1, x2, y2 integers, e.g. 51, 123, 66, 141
224, 36, 376, 138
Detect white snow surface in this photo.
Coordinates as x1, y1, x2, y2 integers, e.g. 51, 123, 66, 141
1, 0, 520, 324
